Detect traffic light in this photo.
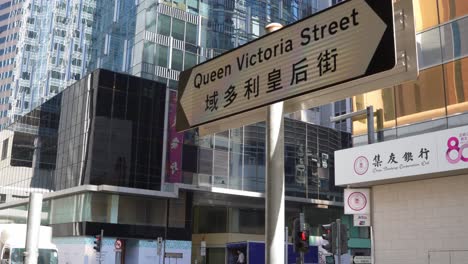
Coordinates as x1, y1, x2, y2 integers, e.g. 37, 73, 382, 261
298, 229, 309, 252
340, 223, 349, 254
93, 235, 102, 252
321, 222, 337, 254
293, 218, 301, 252
293, 217, 310, 253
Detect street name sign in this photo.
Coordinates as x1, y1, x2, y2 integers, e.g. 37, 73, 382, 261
177, 0, 396, 131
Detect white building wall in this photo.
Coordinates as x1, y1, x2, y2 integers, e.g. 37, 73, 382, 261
373, 174, 468, 264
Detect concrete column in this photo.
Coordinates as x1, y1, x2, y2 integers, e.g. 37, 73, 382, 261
110, 194, 119, 224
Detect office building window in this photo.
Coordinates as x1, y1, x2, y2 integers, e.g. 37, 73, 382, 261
143, 42, 155, 65
157, 14, 171, 36
193, 206, 227, 233
185, 22, 197, 44
145, 8, 157, 32
440, 16, 468, 63
184, 52, 197, 70
172, 49, 183, 71
417, 27, 442, 69
172, 18, 185, 41
156, 45, 168, 67
1, 138, 8, 160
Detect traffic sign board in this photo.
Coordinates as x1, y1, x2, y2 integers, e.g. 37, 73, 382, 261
115, 239, 122, 251
200, 241, 206, 256
177, 0, 395, 131
353, 256, 371, 264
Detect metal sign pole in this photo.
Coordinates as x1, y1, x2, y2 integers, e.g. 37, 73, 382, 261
266, 100, 285, 264
285, 227, 288, 264
366, 106, 375, 144
99, 229, 104, 264
336, 219, 341, 264
265, 22, 285, 264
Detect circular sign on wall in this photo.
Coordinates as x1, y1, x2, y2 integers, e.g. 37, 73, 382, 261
115, 239, 122, 250
347, 192, 367, 211
353, 156, 369, 175
344, 188, 370, 215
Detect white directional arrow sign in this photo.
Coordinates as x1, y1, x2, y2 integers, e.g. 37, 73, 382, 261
353, 256, 372, 264
177, 0, 395, 131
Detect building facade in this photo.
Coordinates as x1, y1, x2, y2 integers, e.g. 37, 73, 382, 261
0, 0, 23, 129
0, 69, 193, 263
334, 1, 468, 264
10, 0, 98, 122
0, 68, 356, 263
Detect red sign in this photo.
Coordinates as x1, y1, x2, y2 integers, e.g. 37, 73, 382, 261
115, 239, 122, 250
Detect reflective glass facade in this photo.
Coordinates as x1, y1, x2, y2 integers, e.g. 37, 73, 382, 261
55, 69, 166, 190
352, 1, 468, 145
0, 67, 350, 203
11, 0, 98, 121
0, 69, 167, 199
2, 192, 192, 241
181, 119, 351, 202
0, 0, 22, 128
90, 0, 327, 86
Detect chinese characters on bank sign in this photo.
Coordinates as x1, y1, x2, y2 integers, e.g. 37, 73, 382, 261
335, 125, 468, 186
353, 148, 431, 176
177, 0, 395, 131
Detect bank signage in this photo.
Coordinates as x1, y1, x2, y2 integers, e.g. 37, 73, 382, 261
176, 0, 396, 131
344, 188, 370, 214
335, 125, 468, 186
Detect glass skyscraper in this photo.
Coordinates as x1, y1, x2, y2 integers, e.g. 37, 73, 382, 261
0, 0, 23, 128
9, 0, 317, 122
11, 0, 98, 122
